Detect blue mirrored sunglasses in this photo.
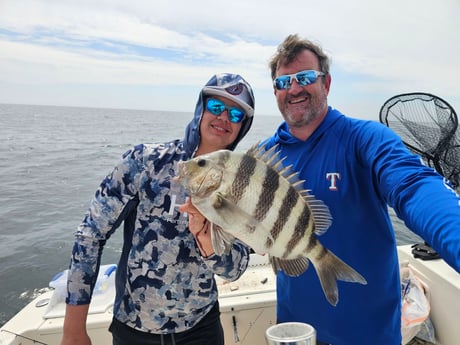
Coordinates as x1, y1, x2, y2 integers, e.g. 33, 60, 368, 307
206, 98, 245, 123
273, 70, 326, 90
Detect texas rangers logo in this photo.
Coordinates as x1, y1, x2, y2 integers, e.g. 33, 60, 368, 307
326, 172, 341, 191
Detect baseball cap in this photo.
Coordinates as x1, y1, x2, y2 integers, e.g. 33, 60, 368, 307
202, 73, 255, 117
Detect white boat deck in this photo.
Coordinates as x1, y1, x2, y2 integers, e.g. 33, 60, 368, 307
216, 254, 277, 344
1, 248, 458, 345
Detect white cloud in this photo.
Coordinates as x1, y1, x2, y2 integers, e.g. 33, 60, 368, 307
0, 0, 459, 118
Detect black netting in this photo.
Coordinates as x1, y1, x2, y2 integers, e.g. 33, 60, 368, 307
379, 92, 460, 188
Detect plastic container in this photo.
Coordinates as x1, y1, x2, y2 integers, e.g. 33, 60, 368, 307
265, 322, 316, 345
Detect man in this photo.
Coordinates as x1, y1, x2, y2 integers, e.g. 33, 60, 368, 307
60, 73, 255, 345
263, 34, 460, 345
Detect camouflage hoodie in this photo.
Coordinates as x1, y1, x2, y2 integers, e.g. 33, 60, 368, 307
66, 73, 255, 334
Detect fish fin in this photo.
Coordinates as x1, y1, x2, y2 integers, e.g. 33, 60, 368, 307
310, 248, 367, 306
247, 143, 287, 174
303, 194, 332, 236
246, 140, 270, 158
210, 223, 236, 256
212, 192, 259, 228
270, 256, 310, 276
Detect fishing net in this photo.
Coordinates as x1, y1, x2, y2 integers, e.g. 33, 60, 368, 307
379, 92, 460, 188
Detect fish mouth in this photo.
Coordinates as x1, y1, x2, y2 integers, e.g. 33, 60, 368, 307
174, 162, 192, 188
175, 161, 186, 181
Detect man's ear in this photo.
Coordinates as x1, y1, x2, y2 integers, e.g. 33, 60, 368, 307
324, 73, 332, 94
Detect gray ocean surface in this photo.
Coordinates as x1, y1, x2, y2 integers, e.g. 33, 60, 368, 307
0, 103, 422, 327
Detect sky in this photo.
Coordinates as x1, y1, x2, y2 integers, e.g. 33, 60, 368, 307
0, 0, 459, 120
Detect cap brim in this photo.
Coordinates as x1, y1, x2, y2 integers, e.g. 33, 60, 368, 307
203, 87, 254, 117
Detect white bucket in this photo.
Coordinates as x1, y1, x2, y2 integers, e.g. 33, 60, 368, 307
265, 322, 316, 345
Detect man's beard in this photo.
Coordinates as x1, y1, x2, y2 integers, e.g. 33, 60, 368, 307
280, 92, 328, 128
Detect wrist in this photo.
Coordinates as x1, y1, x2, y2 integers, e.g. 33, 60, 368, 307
195, 222, 214, 257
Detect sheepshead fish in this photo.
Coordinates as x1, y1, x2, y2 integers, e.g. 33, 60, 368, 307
176, 143, 366, 305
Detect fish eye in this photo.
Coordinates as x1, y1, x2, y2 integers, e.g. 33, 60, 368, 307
197, 159, 207, 167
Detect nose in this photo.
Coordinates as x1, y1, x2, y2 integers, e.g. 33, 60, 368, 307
217, 109, 231, 122
288, 78, 304, 93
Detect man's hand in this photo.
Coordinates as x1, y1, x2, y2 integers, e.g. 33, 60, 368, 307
179, 198, 215, 257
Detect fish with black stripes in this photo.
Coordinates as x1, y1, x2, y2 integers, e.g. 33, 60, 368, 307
175, 143, 367, 306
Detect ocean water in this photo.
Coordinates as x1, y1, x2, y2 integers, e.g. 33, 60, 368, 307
0, 103, 421, 327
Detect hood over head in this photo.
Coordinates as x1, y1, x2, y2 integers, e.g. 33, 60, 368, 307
183, 73, 255, 157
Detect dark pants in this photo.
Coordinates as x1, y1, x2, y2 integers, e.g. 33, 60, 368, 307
109, 302, 224, 345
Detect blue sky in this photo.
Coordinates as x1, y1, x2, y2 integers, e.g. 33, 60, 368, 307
0, 0, 459, 119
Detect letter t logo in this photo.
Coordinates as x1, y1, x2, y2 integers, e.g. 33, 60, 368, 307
326, 172, 341, 191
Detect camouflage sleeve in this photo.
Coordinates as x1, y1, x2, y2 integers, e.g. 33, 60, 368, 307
66, 145, 144, 305
202, 239, 250, 282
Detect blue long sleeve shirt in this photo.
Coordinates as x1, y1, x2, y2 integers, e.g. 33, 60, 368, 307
263, 107, 460, 345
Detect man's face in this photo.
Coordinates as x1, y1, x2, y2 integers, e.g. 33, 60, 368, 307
274, 49, 331, 128
199, 96, 243, 153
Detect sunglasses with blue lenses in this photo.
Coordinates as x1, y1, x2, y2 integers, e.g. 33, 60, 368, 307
273, 70, 326, 90
206, 98, 246, 123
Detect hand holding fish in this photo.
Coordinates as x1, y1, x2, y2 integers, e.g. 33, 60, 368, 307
179, 197, 214, 257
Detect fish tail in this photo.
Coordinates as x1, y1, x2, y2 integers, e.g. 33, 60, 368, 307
311, 247, 367, 306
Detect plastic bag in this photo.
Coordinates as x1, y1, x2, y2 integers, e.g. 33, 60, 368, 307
400, 263, 431, 345
414, 317, 436, 344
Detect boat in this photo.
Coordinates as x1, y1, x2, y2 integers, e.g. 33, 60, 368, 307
0, 245, 459, 345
